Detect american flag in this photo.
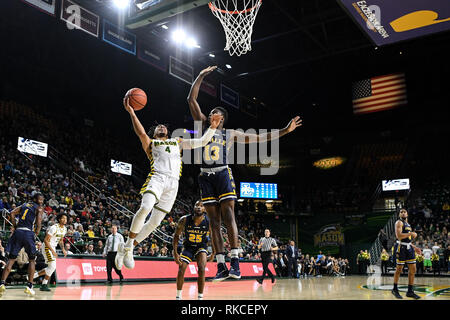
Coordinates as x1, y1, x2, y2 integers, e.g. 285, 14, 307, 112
352, 73, 407, 114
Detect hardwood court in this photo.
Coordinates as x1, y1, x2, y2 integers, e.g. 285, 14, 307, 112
0, 276, 448, 300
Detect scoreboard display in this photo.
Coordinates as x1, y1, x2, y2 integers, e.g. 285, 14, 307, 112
239, 182, 278, 199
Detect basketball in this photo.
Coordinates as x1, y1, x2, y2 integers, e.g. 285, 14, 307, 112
125, 88, 147, 111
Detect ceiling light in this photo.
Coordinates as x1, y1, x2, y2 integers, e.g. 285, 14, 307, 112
225, 64, 232, 69
113, 0, 130, 9
209, 53, 215, 58
172, 29, 186, 43
161, 25, 169, 30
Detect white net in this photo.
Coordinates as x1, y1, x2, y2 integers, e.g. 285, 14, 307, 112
209, 0, 262, 56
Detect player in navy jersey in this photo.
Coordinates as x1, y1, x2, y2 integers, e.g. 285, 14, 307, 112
187, 66, 302, 281
173, 200, 214, 300
392, 208, 421, 299
0, 193, 43, 297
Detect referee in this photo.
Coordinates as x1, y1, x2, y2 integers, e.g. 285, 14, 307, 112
102, 225, 124, 285
256, 229, 279, 284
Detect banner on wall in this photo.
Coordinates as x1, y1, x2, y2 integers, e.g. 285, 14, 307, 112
22, 0, 56, 16
200, 79, 217, 98
338, 0, 450, 46
137, 43, 167, 71
169, 56, 193, 84
314, 224, 345, 247
102, 20, 137, 55
55, 257, 274, 283
60, 0, 100, 38
220, 84, 239, 109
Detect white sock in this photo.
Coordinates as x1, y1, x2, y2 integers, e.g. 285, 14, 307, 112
176, 290, 182, 299
125, 237, 134, 248
42, 279, 48, 285
231, 248, 239, 259
198, 293, 204, 300
216, 254, 225, 264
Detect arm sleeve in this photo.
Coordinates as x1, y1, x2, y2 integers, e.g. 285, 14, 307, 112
184, 127, 216, 149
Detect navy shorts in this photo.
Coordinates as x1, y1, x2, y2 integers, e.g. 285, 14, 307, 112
180, 245, 208, 264
198, 167, 237, 205
394, 243, 416, 265
6, 229, 37, 260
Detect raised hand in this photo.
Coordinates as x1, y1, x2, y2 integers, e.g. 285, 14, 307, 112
199, 66, 217, 77
286, 116, 303, 133
123, 97, 134, 114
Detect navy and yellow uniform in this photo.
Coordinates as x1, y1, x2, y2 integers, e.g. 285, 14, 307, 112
5, 203, 38, 260
393, 220, 416, 265
198, 129, 237, 205
180, 214, 210, 264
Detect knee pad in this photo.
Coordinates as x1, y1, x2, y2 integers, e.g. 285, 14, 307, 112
45, 261, 56, 277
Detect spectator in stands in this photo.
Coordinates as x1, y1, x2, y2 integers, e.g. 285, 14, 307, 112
94, 240, 104, 255
48, 194, 59, 209
135, 247, 144, 256
273, 252, 286, 277
65, 243, 74, 255
84, 244, 95, 255
86, 226, 95, 239
423, 245, 433, 273
416, 252, 424, 275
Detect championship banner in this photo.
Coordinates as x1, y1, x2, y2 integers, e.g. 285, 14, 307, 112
102, 20, 137, 55
200, 79, 217, 98
169, 56, 193, 84
55, 257, 275, 283
61, 0, 100, 38
22, 0, 56, 16
17, 137, 48, 157
338, 0, 450, 46
137, 43, 167, 71
220, 84, 239, 109
314, 224, 345, 247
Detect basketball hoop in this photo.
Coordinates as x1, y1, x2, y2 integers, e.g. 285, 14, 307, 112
209, 0, 262, 56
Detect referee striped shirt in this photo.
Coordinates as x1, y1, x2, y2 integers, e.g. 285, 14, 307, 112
259, 237, 277, 252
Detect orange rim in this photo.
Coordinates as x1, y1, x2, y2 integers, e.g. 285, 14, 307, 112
208, 0, 262, 14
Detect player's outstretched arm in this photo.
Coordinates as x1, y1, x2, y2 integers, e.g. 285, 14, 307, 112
179, 114, 222, 150
187, 66, 217, 123
231, 116, 303, 144
173, 216, 187, 266
124, 97, 151, 152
